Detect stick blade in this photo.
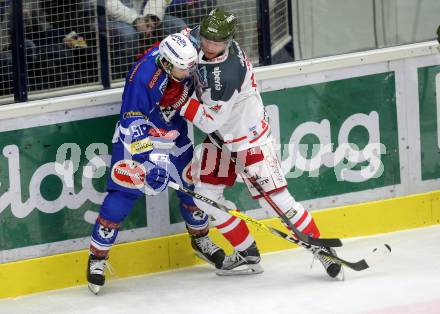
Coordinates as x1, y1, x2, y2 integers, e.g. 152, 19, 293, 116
308, 236, 343, 248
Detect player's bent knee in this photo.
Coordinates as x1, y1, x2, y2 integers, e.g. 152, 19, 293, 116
99, 190, 139, 223
193, 185, 236, 225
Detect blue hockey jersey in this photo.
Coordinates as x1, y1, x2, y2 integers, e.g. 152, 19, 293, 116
107, 47, 194, 195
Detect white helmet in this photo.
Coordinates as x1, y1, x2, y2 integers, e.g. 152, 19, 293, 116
159, 33, 198, 73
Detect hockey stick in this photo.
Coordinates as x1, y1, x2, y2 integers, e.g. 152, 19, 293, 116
239, 168, 342, 247
167, 181, 391, 271
208, 132, 341, 248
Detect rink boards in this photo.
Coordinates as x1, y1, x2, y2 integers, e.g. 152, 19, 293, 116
0, 41, 440, 298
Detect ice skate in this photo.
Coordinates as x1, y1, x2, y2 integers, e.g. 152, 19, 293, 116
216, 241, 263, 276
191, 235, 226, 269
87, 254, 107, 295
314, 247, 344, 280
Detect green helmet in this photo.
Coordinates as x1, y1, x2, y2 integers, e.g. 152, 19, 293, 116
200, 8, 237, 42
437, 25, 440, 44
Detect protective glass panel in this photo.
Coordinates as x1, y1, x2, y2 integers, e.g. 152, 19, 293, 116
292, 0, 440, 60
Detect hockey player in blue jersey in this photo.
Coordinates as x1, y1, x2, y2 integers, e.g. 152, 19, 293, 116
87, 33, 226, 294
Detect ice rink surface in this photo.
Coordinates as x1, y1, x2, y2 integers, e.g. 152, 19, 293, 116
1, 225, 439, 314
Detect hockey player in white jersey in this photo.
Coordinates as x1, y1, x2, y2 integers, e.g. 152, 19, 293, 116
180, 8, 343, 278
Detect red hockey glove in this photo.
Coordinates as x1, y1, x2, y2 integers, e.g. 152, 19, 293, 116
159, 80, 190, 111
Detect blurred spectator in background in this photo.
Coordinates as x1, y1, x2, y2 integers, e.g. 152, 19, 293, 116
0, 0, 39, 96
37, 0, 98, 88
166, 0, 216, 28
1, 0, 98, 95
0, 0, 14, 95
1, 0, 217, 95
102, 0, 187, 78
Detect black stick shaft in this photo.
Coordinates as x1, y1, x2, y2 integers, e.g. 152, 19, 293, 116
167, 181, 384, 271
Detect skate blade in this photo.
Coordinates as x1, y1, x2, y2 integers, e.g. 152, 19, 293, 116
216, 263, 264, 276
88, 283, 102, 295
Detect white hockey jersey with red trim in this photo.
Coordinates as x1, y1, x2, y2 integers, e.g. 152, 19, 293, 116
180, 28, 270, 152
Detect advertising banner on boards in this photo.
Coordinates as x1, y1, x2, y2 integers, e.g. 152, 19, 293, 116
1, 55, 439, 262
